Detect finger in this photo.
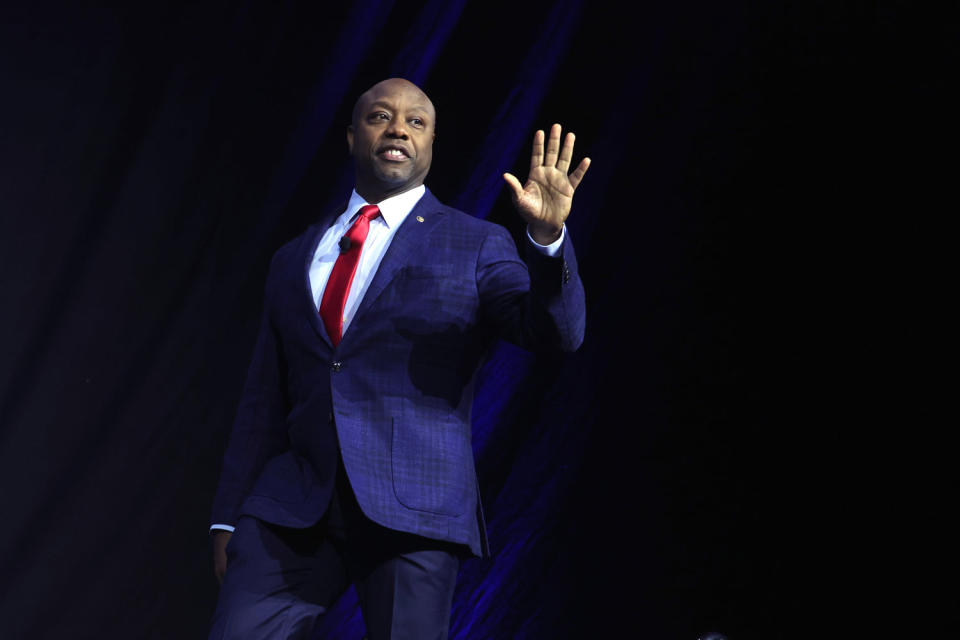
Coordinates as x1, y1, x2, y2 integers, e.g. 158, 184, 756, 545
568, 157, 591, 191
544, 123, 561, 168
503, 172, 524, 201
557, 131, 575, 173
529, 130, 544, 174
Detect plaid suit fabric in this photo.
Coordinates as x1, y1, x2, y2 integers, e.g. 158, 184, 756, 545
211, 189, 585, 556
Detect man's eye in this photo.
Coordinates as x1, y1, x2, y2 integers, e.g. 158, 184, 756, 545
370, 112, 389, 121
410, 118, 423, 126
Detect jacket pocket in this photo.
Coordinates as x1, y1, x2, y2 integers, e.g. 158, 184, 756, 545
391, 415, 472, 517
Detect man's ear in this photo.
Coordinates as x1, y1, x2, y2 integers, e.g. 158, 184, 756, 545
346, 125, 354, 154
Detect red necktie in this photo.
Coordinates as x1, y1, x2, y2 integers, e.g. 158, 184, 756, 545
319, 204, 381, 346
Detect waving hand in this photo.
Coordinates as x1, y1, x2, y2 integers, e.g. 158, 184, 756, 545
503, 123, 591, 245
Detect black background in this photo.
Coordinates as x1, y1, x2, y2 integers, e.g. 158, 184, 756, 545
0, 1, 929, 638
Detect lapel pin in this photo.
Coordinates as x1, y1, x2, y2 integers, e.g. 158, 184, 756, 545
416, 216, 424, 222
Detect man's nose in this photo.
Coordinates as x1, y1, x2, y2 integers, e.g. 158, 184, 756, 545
385, 120, 408, 139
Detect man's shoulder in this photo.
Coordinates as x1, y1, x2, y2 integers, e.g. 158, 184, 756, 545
423, 191, 510, 240
262, 222, 327, 284
272, 226, 318, 261
271, 198, 346, 261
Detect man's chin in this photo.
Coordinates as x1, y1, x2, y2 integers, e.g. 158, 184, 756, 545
357, 166, 426, 198
373, 167, 413, 185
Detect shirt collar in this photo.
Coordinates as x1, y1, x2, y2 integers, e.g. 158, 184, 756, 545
343, 184, 426, 229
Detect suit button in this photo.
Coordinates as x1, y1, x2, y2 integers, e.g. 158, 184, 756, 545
331, 360, 342, 372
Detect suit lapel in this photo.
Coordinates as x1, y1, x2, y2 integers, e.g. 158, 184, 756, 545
347, 190, 446, 335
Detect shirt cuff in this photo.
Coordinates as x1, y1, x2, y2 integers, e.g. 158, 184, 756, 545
526, 224, 565, 257
210, 524, 235, 533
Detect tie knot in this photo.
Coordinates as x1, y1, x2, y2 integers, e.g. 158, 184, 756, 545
359, 204, 380, 221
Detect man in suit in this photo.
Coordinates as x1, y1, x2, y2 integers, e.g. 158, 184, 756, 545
208, 78, 590, 639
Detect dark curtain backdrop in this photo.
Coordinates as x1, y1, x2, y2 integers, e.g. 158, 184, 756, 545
0, 1, 890, 638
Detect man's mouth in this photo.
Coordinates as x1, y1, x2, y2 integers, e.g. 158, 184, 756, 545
377, 146, 411, 162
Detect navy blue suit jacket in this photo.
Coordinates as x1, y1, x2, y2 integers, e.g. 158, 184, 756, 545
210, 189, 585, 556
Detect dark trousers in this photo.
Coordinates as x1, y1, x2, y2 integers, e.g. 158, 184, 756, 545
209, 461, 463, 640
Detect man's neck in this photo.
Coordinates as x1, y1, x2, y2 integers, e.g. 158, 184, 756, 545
354, 182, 424, 205
345, 185, 425, 229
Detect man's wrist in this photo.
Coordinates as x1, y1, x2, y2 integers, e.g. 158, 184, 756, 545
526, 224, 565, 257
529, 224, 562, 245
210, 524, 235, 534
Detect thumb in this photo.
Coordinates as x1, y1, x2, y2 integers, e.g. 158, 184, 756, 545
502, 173, 524, 202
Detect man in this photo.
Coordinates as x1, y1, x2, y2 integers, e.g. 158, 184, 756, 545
209, 78, 589, 639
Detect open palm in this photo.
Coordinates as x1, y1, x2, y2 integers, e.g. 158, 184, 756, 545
504, 123, 591, 245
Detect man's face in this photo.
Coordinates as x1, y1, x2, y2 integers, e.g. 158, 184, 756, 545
347, 79, 435, 203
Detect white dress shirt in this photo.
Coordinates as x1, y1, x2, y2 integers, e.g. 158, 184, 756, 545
309, 185, 427, 335
211, 186, 564, 534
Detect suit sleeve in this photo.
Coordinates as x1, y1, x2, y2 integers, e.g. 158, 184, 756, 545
476, 224, 586, 352
209, 277, 291, 528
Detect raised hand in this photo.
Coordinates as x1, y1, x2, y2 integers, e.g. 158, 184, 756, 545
503, 123, 591, 245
